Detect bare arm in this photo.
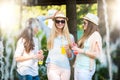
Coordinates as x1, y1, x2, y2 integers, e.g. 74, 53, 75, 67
15, 50, 44, 62
71, 42, 100, 59
84, 42, 100, 59
15, 55, 35, 62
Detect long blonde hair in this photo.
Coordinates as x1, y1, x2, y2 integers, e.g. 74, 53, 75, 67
47, 15, 71, 50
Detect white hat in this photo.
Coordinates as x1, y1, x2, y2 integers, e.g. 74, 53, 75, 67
83, 13, 99, 25
54, 11, 68, 20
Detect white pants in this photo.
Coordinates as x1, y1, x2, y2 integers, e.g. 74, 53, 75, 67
47, 63, 70, 80
74, 68, 95, 80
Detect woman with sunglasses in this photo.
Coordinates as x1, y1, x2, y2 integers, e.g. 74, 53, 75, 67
72, 13, 102, 80
47, 11, 75, 80
37, 11, 74, 80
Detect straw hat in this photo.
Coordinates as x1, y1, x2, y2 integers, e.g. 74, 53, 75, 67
83, 13, 99, 25
54, 11, 68, 20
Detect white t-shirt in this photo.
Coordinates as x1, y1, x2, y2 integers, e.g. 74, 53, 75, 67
14, 37, 39, 76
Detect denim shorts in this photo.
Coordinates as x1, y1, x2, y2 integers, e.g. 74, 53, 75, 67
17, 73, 40, 80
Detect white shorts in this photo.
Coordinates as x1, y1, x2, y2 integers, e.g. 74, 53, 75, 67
74, 68, 95, 80
47, 63, 71, 80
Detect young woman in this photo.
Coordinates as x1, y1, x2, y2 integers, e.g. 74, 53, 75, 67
45, 11, 74, 80
72, 13, 102, 80
14, 18, 44, 80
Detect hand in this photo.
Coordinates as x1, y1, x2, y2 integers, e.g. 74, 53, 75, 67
46, 10, 58, 20
38, 50, 43, 54
71, 46, 79, 55
72, 46, 84, 54
53, 10, 59, 17
71, 46, 79, 51
70, 42, 77, 47
36, 50, 44, 60
64, 44, 70, 51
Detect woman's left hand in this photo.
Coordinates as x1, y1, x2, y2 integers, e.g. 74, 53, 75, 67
64, 44, 70, 51
72, 46, 84, 54
37, 50, 44, 60
64, 44, 72, 58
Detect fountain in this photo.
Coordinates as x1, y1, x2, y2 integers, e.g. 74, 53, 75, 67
0, 39, 4, 80
0, 30, 47, 80
102, 0, 112, 80
102, 0, 120, 80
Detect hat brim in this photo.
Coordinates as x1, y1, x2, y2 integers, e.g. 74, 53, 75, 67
83, 17, 98, 25
53, 17, 68, 21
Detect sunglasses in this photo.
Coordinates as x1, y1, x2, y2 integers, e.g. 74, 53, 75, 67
83, 21, 87, 25
55, 20, 65, 24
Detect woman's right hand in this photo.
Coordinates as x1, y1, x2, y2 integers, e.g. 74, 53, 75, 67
37, 50, 44, 60
46, 11, 58, 20
33, 50, 44, 60
70, 42, 79, 55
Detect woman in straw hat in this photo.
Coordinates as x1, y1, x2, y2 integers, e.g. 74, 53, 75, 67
37, 11, 74, 80
72, 13, 102, 80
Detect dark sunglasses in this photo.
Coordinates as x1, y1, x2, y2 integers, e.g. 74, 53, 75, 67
83, 21, 87, 25
55, 20, 65, 24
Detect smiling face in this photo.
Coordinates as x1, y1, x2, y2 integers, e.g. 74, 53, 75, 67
55, 17, 66, 30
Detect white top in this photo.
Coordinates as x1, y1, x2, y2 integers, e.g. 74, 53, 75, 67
14, 37, 39, 76
75, 31, 102, 70
46, 34, 74, 69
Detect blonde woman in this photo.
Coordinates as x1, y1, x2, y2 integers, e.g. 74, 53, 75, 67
44, 11, 74, 80
72, 13, 102, 80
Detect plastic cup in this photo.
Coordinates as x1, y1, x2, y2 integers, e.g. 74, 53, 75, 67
71, 42, 78, 55
73, 50, 78, 55
61, 46, 66, 54
38, 60, 43, 65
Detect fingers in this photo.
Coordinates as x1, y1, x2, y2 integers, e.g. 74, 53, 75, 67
53, 10, 59, 17
38, 50, 43, 54
37, 53, 44, 60
65, 45, 69, 49
35, 50, 44, 60
71, 46, 77, 50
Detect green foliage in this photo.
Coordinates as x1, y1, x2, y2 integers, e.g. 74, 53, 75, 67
35, 29, 48, 80
38, 35, 48, 80
93, 67, 109, 80
22, 5, 66, 23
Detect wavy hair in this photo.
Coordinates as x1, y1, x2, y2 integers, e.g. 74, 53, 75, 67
78, 20, 99, 48
18, 18, 39, 53
47, 14, 71, 50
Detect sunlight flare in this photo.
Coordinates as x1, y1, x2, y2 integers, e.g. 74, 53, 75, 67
0, 2, 19, 33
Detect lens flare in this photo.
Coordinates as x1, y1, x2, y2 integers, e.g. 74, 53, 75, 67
0, 2, 19, 34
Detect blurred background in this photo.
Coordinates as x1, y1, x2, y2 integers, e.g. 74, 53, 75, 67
0, 0, 120, 80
